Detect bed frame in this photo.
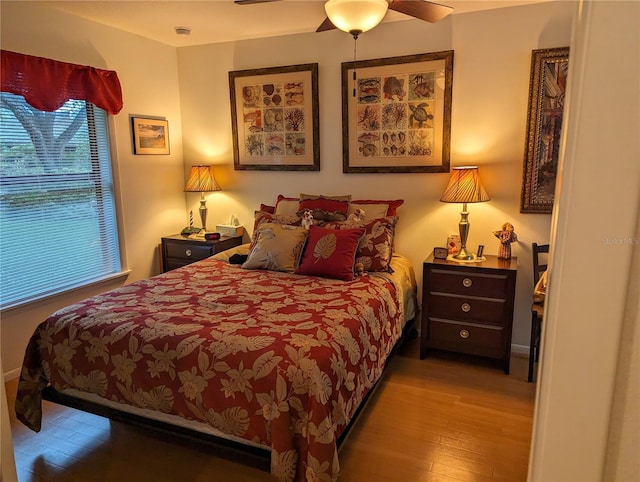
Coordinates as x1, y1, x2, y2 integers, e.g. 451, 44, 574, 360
41, 320, 416, 472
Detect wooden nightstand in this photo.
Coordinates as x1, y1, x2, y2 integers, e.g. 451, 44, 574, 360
420, 254, 517, 374
161, 234, 243, 272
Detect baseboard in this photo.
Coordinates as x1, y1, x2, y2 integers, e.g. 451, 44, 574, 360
511, 344, 530, 357
3, 368, 21, 382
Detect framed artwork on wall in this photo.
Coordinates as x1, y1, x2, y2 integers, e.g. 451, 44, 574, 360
341, 51, 453, 173
229, 63, 320, 171
520, 46, 570, 214
131, 116, 170, 155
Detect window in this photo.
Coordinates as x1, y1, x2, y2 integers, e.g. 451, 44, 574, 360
0, 93, 121, 308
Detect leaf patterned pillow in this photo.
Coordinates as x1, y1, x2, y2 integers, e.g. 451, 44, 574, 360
324, 216, 398, 273
251, 210, 301, 245
242, 223, 308, 273
296, 225, 365, 281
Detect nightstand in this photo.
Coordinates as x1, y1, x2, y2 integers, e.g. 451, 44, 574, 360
420, 254, 517, 374
161, 234, 243, 272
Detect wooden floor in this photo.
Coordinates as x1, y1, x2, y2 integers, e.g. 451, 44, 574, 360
6, 335, 536, 482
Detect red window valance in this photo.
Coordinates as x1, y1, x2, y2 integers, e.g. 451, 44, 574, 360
1, 50, 123, 115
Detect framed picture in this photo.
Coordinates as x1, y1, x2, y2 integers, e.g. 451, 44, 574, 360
341, 51, 453, 173
131, 116, 170, 155
229, 63, 320, 171
520, 47, 570, 213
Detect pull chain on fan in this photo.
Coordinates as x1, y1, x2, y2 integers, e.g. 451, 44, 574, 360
352, 30, 360, 98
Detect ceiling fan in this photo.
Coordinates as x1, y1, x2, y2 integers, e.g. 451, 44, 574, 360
234, 0, 453, 35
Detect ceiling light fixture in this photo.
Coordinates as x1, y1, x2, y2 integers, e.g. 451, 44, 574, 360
174, 26, 192, 36
324, 0, 388, 98
324, 0, 388, 38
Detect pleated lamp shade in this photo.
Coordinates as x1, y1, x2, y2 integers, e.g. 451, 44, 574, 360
184, 165, 221, 193
440, 166, 490, 204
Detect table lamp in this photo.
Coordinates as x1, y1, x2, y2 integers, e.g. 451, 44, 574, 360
184, 165, 221, 231
440, 166, 490, 261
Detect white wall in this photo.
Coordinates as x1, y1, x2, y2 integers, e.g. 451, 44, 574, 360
530, 1, 640, 479
0, 2, 186, 376
177, 1, 574, 351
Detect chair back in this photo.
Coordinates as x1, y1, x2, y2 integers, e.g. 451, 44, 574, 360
532, 243, 550, 285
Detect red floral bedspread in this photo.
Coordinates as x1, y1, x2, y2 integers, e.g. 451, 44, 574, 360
16, 257, 407, 481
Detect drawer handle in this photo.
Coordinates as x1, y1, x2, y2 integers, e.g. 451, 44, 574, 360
460, 329, 470, 339
185, 249, 192, 257
463, 278, 473, 288
461, 302, 471, 313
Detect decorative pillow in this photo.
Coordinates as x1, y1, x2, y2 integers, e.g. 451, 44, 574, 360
324, 216, 398, 272
347, 203, 389, 222
297, 193, 351, 222
349, 199, 404, 217
259, 203, 275, 214
274, 195, 300, 217
297, 225, 365, 281
252, 210, 301, 238
242, 223, 308, 273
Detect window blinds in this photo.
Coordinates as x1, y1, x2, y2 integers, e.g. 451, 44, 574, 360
0, 94, 121, 308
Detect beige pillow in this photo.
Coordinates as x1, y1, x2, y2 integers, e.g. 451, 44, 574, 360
348, 203, 389, 221
242, 223, 308, 273
274, 199, 300, 217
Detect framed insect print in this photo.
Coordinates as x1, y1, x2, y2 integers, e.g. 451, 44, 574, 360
229, 63, 320, 171
341, 51, 453, 173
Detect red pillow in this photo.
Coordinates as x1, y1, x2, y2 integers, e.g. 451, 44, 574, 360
324, 216, 397, 272
350, 199, 404, 216
297, 194, 351, 222
297, 225, 365, 281
259, 203, 275, 214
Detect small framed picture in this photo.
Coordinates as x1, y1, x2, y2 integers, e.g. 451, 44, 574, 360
131, 116, 170, 155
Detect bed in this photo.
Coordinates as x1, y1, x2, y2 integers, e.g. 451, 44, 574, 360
15, 197, 416, 482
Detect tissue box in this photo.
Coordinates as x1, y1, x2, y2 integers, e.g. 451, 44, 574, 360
216, 225, 244, 237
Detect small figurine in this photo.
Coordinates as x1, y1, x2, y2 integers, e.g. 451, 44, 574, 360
346, 208, 366, 224
301, 209, 314, 230
354, 262, 366, 276
493, 222, 518, 259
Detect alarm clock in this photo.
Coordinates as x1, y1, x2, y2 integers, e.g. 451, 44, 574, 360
204, 232, 221, 241
433, 247, 449, 259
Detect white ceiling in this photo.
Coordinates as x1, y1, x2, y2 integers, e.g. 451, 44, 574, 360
34, 0, 551, 47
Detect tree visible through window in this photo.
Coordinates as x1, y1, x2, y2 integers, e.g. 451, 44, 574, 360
0, 92, 121, 308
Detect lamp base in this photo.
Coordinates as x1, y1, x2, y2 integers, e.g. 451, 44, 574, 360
447, 254, 486, 264
452, 246, 475, 261
199, 194, 208, 231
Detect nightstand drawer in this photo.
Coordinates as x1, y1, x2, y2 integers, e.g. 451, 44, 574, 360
165, 242, 212, 261
428, 292, 507, 325
428, 318, 504, 358
160, 234, 243, 273
429, 268, 509, 298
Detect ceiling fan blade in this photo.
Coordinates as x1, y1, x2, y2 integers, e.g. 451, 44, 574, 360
234, 0, 281, 5
316, 17, 337, 32
389, 0, 453, 23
